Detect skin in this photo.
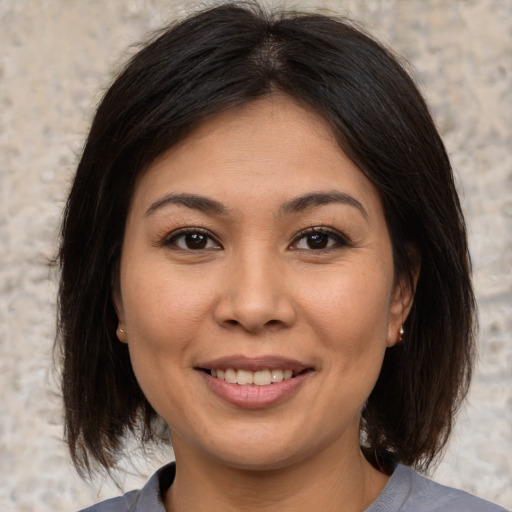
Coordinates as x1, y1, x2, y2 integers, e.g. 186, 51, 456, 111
114, 94, 416, 511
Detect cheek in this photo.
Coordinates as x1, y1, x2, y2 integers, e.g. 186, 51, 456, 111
121, 265, 215, 360
120, 268, 214, 420
298, 264, 393, 359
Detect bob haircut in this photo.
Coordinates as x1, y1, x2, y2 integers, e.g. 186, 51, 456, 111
57, 2, 475, 476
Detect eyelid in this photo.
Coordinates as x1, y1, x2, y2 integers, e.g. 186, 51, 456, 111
161, 227, 222, 250
289, 226, 352, 250
157, 225, 351, 251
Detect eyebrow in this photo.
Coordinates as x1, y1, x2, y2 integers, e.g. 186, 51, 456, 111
145, 193, 227, 216
280, 191, 368, 219
145, 190, 367, 219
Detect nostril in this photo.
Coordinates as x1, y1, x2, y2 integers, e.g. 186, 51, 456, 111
224, 318, 284, 331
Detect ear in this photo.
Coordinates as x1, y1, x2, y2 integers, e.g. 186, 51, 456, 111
112, 285, 128, 344
386, 251, 420, 347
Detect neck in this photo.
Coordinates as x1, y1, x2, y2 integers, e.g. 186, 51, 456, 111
164, 436, 390, 512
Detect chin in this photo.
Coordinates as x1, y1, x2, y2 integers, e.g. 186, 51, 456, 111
191, 426, 331, 473
213, 447, 309, 472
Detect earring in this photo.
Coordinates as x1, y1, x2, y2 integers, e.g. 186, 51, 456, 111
118, 328, 125, 333
397, 325, 404, 343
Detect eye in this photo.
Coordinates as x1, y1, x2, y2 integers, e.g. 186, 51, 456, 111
164, 229, 222, 250
291, 228, 351, 251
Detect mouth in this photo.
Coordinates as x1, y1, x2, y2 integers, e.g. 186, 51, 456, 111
195, 355, 314, 387
195, 356, 314, 408
198, 367, 311, 386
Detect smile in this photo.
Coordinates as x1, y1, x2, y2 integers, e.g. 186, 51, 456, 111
209, 368, 295, 386
196, 356, 314, 408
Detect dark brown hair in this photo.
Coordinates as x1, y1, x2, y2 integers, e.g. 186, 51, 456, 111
57, 2, 475, 476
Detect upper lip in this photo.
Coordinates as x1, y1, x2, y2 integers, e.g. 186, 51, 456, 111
196, 355, 312, 373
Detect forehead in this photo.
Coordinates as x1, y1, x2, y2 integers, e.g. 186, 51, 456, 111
131, 94, 382, 218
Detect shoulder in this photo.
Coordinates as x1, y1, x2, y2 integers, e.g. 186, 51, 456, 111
78, 489, 140, 512
367, 464, 508, 512
77, 463, 176, 512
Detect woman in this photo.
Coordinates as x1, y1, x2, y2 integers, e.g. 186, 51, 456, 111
57, 3, 506, 511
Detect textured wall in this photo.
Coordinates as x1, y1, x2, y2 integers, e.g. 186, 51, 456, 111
0, 0, 510, 510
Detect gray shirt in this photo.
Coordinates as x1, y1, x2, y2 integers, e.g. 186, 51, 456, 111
79, 462, 508, 511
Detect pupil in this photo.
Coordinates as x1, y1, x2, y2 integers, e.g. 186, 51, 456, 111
186, 233, 207, 249
308, 233, 328, 249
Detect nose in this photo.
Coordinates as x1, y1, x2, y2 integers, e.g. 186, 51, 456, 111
213, 250, 297, 333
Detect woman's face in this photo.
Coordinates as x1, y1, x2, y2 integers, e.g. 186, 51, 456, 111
115, 95, 411, 471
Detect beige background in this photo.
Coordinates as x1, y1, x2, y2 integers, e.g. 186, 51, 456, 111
0, 0, 510, 510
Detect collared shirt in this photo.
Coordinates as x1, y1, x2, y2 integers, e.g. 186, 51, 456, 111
79, 462, 507, 511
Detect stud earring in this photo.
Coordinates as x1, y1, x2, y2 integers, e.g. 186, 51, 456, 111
397, 325, 404, 343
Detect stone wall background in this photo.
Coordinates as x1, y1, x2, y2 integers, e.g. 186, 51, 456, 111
0, 0, 510, 510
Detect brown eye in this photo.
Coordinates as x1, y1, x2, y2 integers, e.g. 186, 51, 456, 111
291, 228, 350, 251
166, 229, 221, 250
182, 232, 208, 249
306, 233, 330, 249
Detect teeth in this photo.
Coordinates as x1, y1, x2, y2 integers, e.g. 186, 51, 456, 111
210, 368, 296, 386
237, 369, 253, 385
225, 368, 237, 384
253, 369, 271, 386
270, 369, 283, 382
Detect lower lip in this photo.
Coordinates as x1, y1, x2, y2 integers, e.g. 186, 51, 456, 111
199, 371, 311, 409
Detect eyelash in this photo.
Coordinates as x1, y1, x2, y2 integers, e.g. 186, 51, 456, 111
290, 226, 352, 252
162, 228, 222, 251
161, 226, 352, 252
